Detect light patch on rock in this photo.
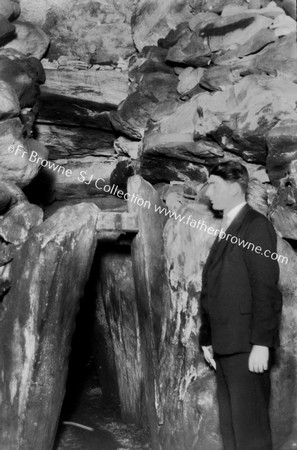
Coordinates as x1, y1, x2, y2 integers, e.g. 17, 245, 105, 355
3, 21, 50, 59
9, 319, 23, 405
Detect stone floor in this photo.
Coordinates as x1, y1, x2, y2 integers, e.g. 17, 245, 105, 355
54, 360, 150, 450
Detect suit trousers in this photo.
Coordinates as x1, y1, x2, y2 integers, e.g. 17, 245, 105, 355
215, 352, 272, 450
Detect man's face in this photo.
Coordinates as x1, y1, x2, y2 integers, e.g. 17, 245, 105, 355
205, 175, 235, 211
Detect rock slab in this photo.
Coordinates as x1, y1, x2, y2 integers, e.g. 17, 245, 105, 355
0, 203, 98, 449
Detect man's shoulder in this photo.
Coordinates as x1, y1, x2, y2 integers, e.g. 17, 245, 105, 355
244, 204, 268, 222
243, 205, 276, 235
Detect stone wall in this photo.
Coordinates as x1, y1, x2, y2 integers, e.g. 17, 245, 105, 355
0, 0, 49, 187
159, 198, 297, 449
0, 0, 296, 449
93, 245, 146, 426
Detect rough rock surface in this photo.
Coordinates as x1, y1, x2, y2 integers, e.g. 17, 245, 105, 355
3, 21, 50, 59
110, 70, 179, 139
19, 0, 136, 63
193, 75, 297, 162
0, 121, 49, 187
165, 12, 275, 66
266, 120, 297, 187
132, 0, 194, 51
159, 198, 297, 449
139, 153, 208, 184
132, 0, 248, 51
269, 187, 297, 241
214, 32, 297, 81
159, 200, 222, 450
35, 67, 129, 158
0, 180, 27, 205
94, 247, 145, 424
0, 2, 295, 450
142, 75, 297, 165
127, 175, 169, 449
266, 120, 297, 240
0, 79, 20, 120
45, 156, 119, 201
0, 16, 15, 45
0, 184, 12, 214
0, 0, 20, 20
35, 124, 116, 160
177, 67, 205, 95
0, 181, 38, 271
270, 237, 297, 449
114, 136, 142, 160
0, 203, 98, 449
40, 68, 129, 109
0, 201, 43, 246
0, 51, 45, 107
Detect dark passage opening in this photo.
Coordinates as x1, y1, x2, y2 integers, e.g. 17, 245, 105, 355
53, 240, 150, 450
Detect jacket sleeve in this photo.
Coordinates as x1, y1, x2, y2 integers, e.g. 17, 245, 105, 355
243, 215, 282, 348
198, 281, 212, 347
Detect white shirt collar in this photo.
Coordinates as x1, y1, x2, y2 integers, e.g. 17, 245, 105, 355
225, 201, 247, 227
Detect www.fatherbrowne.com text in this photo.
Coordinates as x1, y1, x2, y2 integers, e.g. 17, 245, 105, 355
8, 144, 288, 264
153, 203, 288, 265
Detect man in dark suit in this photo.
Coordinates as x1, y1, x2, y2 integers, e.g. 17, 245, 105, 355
199, 161, 282, 450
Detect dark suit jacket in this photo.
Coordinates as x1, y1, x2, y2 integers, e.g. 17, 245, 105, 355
199, 204, 282, 355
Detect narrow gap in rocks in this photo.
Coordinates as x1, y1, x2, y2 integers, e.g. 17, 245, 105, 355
53, 241, 150, 450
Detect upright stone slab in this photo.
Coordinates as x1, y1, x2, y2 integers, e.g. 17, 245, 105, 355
94, 248, 145, 425
159, 201, 223, 450
270, 238, 297, 449
0, 203, 98, 450
127, 175, 168, 449
159, 198, 297, 449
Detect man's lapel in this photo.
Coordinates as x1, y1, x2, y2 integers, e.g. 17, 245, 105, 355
204, 203, 251, 270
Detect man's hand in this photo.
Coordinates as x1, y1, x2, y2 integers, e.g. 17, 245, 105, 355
202, 345, 216, 370
248, 345, 269, 373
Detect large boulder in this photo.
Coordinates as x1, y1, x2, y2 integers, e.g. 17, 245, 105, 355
132, 0, 249, 51
37, 67, 129, 128
266, 120, 297, 186
19, 0, 136, 63
193, 75, 297, 163
132, 0, 194, 51
110, 70, 179, 139
266, 120, 297, 240
3, 21, 50, 59
0, 15, 15, 45
166, 13, 274, 66
166, 26, 212, 67
0, 183, 12, 214
0, 0, 20, 20
0, 52, 45, 107
42, 156, 119, 201
0, 201, 43, 246
34, 124, 116, 159
0, 181, 34, 268
143, 74, 297, 164
139, 152, 209, 184
269, 183, 297, 241
215, 33, 297, 82
0, 79, 20, 120
194, 0, 248, 13
204, 10, 273, 47
0, 122, 49, 187
0, 203, 98, 449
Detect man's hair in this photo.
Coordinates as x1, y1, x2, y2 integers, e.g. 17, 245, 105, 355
209, 161, 249, 193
